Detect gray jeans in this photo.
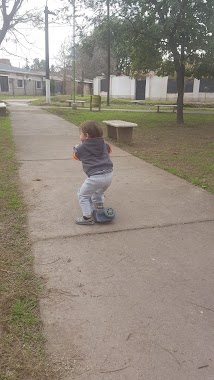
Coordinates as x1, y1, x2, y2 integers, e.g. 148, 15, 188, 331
78, 172, 113, 216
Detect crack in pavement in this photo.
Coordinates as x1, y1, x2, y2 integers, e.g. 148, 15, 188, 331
32, 218, 214, 244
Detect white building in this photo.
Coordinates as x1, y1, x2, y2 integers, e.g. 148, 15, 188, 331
93, 74, 214, 102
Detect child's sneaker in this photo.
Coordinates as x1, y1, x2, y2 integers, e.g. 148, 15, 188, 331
75, 216, 94, 225
94, 202, 104, 210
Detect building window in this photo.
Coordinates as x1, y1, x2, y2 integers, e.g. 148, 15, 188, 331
0, 75, 9, 92
36, 81, 42, 89
18, 79, 23, 88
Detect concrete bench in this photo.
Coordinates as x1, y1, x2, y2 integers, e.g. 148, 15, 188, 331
0, 102, 6, 116
103, 120, 137, 143
156, 104, 177, 113
67, 100, 86, 107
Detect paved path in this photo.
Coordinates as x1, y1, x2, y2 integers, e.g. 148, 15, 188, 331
9, 100, 214, 379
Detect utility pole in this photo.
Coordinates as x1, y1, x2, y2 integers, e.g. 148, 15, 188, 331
107, 0, 110, 106
72, 0, 76, 109
44, 3, 56, 104
81, 70, 84, 97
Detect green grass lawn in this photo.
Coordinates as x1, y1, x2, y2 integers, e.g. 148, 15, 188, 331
31, 95, 148, 109
45, 107, 214, 194
30, 94, 214, 111
0, 95, 41, 100
2, 94, 214, 111
0, 115, 59, 380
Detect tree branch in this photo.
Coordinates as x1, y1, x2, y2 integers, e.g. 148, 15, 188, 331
0, 1, 43, 46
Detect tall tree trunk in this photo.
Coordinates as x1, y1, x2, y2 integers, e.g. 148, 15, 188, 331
176, 64, 185, 124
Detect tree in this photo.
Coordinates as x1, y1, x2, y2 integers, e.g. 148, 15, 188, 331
116, 0, 214, 124
86, 18, 132, 76
83, 0, 214, 124
24, 57, 29, 70
30, 58, 46, 71
76, 29, 117, 79
54, 42, 72, 94
0, 0, 42, 47
76, 43, 108, 79
74, 15, 137, 80
50, 64, 56, 73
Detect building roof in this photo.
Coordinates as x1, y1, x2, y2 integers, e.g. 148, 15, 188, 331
0, 63, 59, 80
0, 63, 33, 74
0, 62, 93, 83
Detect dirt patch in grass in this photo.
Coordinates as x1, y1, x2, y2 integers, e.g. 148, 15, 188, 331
45, 108, 214, 194
0, 115, 60, 379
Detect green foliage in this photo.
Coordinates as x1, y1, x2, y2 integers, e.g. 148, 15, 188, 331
167, 167, 178, 175
116, 0, 214, 123
30, 58, 46, 71
118, 0, 214, 75
157, 60, 175, 77
81, 0, 214, 122
82, 0, 214, 79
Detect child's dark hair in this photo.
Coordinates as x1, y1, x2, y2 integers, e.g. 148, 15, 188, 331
79, 121, 103, 138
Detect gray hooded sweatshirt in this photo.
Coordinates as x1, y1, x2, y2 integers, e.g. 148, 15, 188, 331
73, 137, 113, 177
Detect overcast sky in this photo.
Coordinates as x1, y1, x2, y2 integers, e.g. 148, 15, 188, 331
0, 0, 86, 68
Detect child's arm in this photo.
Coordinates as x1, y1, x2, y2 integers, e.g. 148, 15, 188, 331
72, 144, 81, 160
105, 143, 112, 154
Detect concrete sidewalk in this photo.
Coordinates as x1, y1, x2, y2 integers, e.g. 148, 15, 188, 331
9, 101, 214, 380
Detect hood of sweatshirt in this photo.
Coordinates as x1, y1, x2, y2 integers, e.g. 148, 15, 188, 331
82, 137, 106, 157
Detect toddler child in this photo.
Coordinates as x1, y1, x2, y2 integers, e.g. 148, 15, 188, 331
73, 120, 113, 225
